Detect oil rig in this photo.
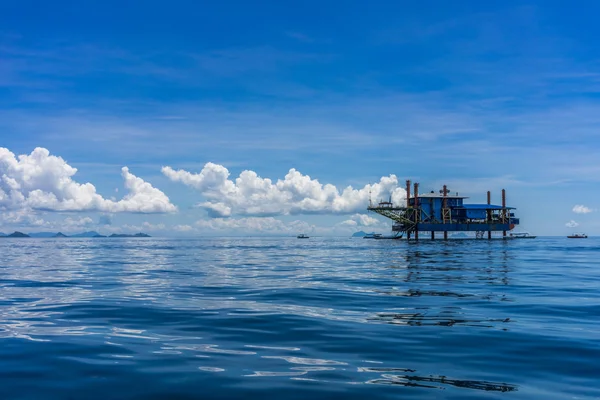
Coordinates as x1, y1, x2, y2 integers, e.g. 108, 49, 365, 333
367, 180, 520, 240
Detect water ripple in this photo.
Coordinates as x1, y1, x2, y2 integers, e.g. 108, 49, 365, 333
0, 237, 598, 399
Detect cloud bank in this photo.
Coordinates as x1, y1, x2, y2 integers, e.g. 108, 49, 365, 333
0, 211, 95, 231
162, 163, 405, 217
195, 217, 314, 233
0, 147, 176, 213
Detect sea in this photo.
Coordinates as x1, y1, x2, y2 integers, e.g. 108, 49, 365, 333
0, 237, 598, 399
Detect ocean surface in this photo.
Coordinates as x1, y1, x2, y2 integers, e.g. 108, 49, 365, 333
0, 237, 599, 399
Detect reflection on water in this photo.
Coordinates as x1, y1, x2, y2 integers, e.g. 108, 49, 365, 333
369, 311, 511, 328
367, 374, 518, 392
262, 356, 347, 366
0, 237, 599, 399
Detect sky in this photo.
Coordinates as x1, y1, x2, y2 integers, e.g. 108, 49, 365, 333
1, 0, 600, 236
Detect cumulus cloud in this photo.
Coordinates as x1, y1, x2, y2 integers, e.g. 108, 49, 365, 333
565, 220, 579, 228
572, 205, 593, 214
0, 147, 176, 213
339, 220, 358, 227
162, 163, 405, 217
340, 213, 382, 227
174, 224, 194, 232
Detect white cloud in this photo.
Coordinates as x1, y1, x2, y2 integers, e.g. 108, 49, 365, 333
162, 163, 405, 217
193, 215, 390, 236
0, 210, 94, 232
572, 205, 593, 214
63, 216, 94, 229
339, 219, 358, 227
565, 220, 579, 228
340, 213, 382, 227
116, 167, 177, 213
195, 217, 314, 234
0, 209, 46, 227
0, 147, 176, 213
145, 222, 165, 230
174, 224, 195, 232
102, 221, 166, 234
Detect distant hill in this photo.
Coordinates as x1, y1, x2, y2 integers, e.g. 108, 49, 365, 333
5, 231, 30, 238
10, 231, 111, 238
352, 231, 368, 237
70, 231, 102, 238
29, 232, 60, 238
0, 232, 6, 237
0, 230, 149, 238
109, 233, 151, 238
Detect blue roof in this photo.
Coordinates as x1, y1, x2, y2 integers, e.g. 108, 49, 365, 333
459, 204, 515, 210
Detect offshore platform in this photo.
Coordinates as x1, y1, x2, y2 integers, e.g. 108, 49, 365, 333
367, 180, 520, 240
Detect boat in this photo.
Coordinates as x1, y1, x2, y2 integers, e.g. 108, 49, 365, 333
374, 234, 403, 240
363, 233, 383, 239
509, 232, 536, 239
567, 233, 587, 238
297, 234, 309, 239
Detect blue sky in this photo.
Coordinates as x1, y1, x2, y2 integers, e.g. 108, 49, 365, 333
1, 0, 600, 235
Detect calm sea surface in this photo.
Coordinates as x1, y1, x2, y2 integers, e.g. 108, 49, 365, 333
0, 237, 599, 399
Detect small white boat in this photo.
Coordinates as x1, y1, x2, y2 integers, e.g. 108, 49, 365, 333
509, 232, 536, 239
297, 234, 309, 239
363, 233, 382, 239
374, 234, 403, 240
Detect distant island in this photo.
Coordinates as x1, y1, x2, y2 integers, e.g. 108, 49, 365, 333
24, 230, 103, 238
352, 231, 381, 238
23, 232, 62, 238
0, 231, 150, 238
3, 231, 31, 238
70, 231, 104, 238
109, 233, 151, 238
